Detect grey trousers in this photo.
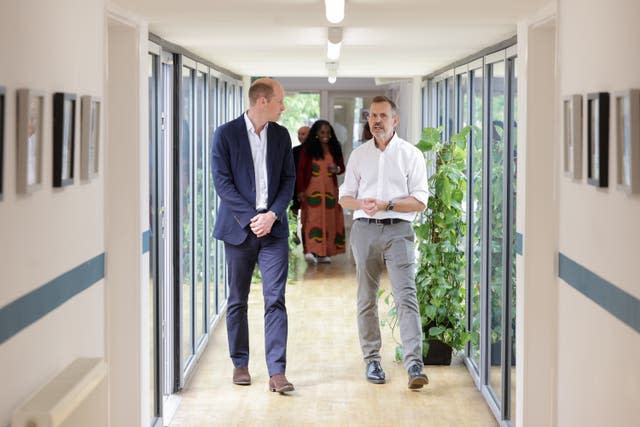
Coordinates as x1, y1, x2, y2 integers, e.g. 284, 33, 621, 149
350, 219, 423, 370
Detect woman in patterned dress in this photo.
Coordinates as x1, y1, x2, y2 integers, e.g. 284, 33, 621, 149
296, 120, 346, 263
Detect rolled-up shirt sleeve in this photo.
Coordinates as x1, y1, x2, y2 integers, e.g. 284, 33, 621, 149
339, 153, 360, 200
407, 150, 429, 209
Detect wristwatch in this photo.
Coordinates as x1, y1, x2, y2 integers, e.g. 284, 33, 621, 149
269, 210, 278, 220
386, 200, 395, 211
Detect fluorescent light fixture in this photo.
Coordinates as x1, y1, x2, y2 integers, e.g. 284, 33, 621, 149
327, 27, 343, 61
327, 40, 341, 61
326, 60, 338, 84
325, 0, 344, 24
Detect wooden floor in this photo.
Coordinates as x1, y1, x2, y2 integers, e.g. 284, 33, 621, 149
170, 243, 498, 427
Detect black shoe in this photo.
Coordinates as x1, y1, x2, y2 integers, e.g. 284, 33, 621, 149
407, 364, 429, 389
366, 360, 386, 384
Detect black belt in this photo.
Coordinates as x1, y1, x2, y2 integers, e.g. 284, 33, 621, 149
357, 218, 408, 225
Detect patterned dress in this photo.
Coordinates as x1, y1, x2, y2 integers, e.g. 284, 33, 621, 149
300, 153, 346, 257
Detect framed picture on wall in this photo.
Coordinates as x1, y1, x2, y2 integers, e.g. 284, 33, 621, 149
586, 92, 609, 188
562, 94, 582, 179
0, 86, 5, 201
53, 92, 76, 187
80, 96, 101, 180
16, 88, 45, 194
614, 89, 640, 194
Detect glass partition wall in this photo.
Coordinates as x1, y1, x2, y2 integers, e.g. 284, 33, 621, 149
426, 43, 518, 427
147, 38, 243, 424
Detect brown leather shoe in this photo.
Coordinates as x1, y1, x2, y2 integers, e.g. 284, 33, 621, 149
233, 366, 251, 385
268, 373, 294, 393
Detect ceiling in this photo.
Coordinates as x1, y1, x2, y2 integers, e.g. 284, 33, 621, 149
114, 0, 549, 79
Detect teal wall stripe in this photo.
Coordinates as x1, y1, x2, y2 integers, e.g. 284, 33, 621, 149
515, 232, 523, 255
559, 253, 640, 334
142, 230, 151, 254
0, 253, 105, 345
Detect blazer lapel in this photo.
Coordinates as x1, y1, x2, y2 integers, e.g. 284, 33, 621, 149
233, 115, 256, 193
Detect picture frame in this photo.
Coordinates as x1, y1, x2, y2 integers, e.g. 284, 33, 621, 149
80, 96, 101, 180
16, 88, 45, 194
52, 92, 76, 187
586, 92, 609, 188
562, 94, 582, 179
614, 89, 640, 194
0, 86, 5, 201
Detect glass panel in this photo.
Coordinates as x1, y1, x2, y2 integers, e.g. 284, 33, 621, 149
161, 60, 174, 396
147, 52, 159, 419
509, 57, 518, 420
195, 70, 206, 345
181, 65, 194, 368
217, 227, 226, 311
279, 92, 320, 146
331, 95, 374, 184
458, 73, 469, 129
469, 67, 483, 370
437, 80, 445, 130
488, 60, 506, 405
208, 76, 218, 321
446, 76, 455, 139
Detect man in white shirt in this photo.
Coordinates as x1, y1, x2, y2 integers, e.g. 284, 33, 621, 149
339, 95, 430, 389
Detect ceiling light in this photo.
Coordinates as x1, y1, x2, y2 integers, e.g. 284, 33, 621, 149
326, 61, 338, 84
327, 27, 342, 61
325, 0, 344, 24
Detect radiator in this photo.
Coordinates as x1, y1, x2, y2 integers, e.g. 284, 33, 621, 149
12, 358, 107, 427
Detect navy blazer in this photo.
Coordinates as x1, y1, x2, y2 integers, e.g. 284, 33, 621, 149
211, 114, 295, 245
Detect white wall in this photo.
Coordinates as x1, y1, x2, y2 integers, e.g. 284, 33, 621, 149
556, 0, 640, 425
0, 0, 106, 426
105, 6, 150, 427
516, 7, 558, 426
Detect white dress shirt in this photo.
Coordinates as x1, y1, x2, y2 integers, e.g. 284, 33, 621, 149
244, 113, 269, 210
339, 133, 429, 222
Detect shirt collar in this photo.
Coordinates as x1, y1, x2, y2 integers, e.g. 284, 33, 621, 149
244, 112, 269, 136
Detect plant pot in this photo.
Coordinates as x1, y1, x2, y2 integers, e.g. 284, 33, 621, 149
423, 339, 452, 365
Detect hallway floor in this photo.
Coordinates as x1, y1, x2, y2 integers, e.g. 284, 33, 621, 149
169, 246, 497, 427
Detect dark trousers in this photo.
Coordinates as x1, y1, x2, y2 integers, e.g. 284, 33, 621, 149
224, 232, 289, 376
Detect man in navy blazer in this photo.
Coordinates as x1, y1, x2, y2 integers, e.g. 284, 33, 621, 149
211, 78, 295, 393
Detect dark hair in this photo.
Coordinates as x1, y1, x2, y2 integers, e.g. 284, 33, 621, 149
371, 95, 398, 115
362, 122, 373, 140
304, 119, 343, 163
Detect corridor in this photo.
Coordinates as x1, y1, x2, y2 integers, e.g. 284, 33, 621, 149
169, 246, 497, 427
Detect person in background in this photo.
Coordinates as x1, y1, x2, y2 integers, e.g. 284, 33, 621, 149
361, 121, 373, 141
211, 77, 295, 394
290, 125, 310, 216
296, 120, 346, 264
338, 95, 430, 389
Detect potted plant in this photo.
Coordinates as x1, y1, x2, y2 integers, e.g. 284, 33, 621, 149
380, 126, 471, 364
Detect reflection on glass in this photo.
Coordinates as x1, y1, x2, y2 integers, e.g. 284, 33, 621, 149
470, 68, 483, 369
209, 76, 219, 322
181, 66, 194, 368
147, 51, 158, 419
27, 97, 40, 186
459, 74, 469, 129
488, 60, 505, 406
619, 97, 632, 187
89, 101, 100, 174
589, 99, 600, 181
509, 57, 518, 420
195, 70, 206, 344
61, 100, 73, 180
446, 76, 455, 139
563, 100, 572, 173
